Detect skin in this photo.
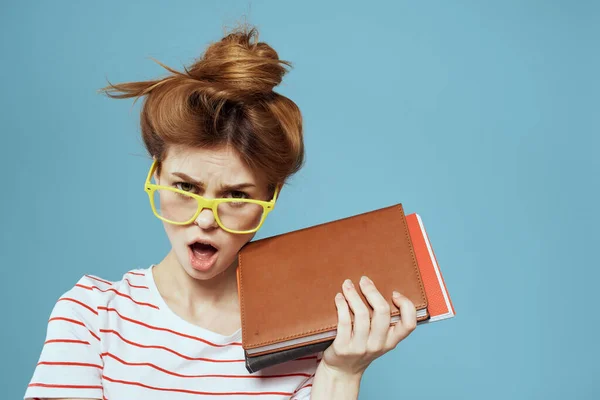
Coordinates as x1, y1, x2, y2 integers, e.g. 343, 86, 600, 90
58, 143, 417, 400
311, 278, 417, 398
152, 144, 270, 336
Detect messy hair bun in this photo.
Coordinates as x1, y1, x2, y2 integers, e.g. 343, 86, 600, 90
101, 26, 304, 187
188, 29, 290, 99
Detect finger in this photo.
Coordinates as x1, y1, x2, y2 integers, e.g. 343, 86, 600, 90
358, 276, 390, 352
386, 292, 417, 349
333, 292, 352, 347
342, 279, 370, 344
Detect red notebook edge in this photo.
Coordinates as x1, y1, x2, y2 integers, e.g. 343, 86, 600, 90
406, 213, 456, 323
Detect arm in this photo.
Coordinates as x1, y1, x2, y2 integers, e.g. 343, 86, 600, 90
310, 362, 362, 399
309, 276, 417, 400
24, 277, 104, 400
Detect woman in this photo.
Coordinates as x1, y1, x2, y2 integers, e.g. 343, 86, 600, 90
25, 26, 416, 400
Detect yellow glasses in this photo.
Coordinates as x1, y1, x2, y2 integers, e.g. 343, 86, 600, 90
144, 159, 278, 234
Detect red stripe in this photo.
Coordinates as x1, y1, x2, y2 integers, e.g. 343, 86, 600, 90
28, 382, 103, 390
292, 375, 315, 394
76, 284, 159, 310
101, 352, 310, 379
89, 330, 101, 341
45, 339, 90, 345
49, 316, 85, 327
86, 273, 148, 289
127, 271, 145, 276
85, 274, 113, 285
100, 329, 244, 363
102, 375, 293, 396
125, 278, 149, 289
97, 307, 241, 347
58, 298, 98, 315
37, 361, 103, 369
48, 317, 100, 341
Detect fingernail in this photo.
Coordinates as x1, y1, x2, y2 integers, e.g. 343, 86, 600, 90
361, 276, 373, 285
335, 293, 344, 300
393, 291, 401, 299
344, 279, 354, 289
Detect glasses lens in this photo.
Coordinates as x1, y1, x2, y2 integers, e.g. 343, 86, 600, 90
217, 201, 265, 232
153, 189, 198, 223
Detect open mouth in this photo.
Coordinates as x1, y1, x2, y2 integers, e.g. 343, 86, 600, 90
189, 242, 218, 271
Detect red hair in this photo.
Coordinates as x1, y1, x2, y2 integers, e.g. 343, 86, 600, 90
100, 26, 304, 187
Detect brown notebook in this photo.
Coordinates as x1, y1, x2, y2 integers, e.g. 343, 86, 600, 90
237, 204, 429, 372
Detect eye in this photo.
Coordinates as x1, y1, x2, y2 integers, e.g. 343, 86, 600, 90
227, 190, 250, 200
175, 182, 197, 193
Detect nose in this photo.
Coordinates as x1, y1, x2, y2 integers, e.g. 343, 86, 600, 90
194, 207, 218, 230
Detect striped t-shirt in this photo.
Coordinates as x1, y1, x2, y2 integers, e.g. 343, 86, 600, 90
25, 266, 320, 399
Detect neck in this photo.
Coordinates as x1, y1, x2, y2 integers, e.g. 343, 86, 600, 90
154, 250, 239, 309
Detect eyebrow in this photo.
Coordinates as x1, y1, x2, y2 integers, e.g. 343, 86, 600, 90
171, 172, 256, 191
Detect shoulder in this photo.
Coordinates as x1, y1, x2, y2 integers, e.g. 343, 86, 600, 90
24, 270, 152, 400
78, 268, 152, 299
50, 267, 156, 322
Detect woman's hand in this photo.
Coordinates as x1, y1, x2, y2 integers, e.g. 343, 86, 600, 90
320, 276, 417, 380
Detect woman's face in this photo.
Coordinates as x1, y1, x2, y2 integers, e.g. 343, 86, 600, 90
155, 145, 271, 281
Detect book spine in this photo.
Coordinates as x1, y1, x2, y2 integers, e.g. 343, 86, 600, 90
245, 340, 333, 373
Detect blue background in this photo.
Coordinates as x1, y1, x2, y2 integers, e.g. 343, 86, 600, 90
1, 1, 598, 399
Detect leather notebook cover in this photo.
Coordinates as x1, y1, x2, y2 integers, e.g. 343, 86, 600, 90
237, 203, 429, 372
244, 212, 456, 373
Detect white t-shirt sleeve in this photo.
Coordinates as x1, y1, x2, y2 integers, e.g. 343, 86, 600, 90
290, 351, 323, 399
24, 276, 104, 400
290, 373, 314, 399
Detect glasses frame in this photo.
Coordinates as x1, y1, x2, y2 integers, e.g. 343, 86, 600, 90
144, 159, 279, 234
